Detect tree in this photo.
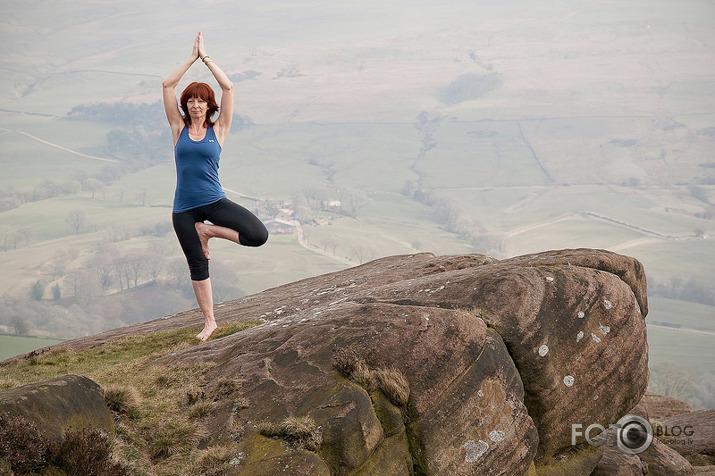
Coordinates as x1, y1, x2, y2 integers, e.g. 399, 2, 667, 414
86, 252, 115, 291
648, 361, 695, 399
339, 188, 370, 218
167, 259, 190, 288
143, 253, 165, 282
10, 314, 29, 336
30, 280, 45, 301
16, 227, 34, 247
128, 254, 144, 288
66, 209, 85, 234
84, 178, 104, 199
70, 270, 102, 309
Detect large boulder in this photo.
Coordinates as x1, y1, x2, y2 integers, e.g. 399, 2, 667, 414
6, 249, 650, 475
153, 248, 648, 475
639, 391, 692, 419
654, 409, 715, 463
169, 303, 538, 475
0, 374, 114, 442
639, 438, 695, 475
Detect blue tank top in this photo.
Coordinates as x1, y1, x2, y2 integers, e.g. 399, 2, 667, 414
173, 126, 227, 213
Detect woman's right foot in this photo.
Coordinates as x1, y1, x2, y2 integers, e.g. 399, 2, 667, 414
195, 222, 211, 260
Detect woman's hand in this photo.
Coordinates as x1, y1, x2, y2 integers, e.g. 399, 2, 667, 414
190, 32, 201, 61
196, 31, 207, 60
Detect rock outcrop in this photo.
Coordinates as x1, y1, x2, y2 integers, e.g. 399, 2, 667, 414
2, 249, 653, 475
0, 374, 114, 442
654, 409, 715, 463
640, 392, 692, 419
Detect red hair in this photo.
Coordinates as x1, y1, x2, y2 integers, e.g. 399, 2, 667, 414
179, 82, 219, 127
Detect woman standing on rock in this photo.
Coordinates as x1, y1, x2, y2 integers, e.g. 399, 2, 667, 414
163, 31, 268, 341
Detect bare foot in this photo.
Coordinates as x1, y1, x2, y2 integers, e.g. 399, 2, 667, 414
196, 321, 218, 342
195, 222, 211, 260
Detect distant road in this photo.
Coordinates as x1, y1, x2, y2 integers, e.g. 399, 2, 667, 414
4, 128, 119, 163
647, 323, 715, 337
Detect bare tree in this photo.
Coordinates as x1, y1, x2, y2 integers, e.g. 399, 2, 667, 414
648, 361, 695, 398
86, 252, 115, 291
68, 270, 102, 309
126, 253, 146, 287
66, 209, 85, 234
16, 227, 34, 247
167, 259, 190, 288
85, 178, 105, 199
10, 314, 29, 336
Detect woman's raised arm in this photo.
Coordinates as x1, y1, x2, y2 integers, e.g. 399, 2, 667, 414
162, 35, 201, 143
196, 32, 234, 145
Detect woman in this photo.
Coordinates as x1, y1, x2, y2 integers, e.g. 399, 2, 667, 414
163, 31, 268, 341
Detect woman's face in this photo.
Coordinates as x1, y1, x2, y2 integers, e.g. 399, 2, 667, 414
187, 97, 207, 118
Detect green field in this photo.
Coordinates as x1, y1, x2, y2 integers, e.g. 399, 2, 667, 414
0, 335, 66, 362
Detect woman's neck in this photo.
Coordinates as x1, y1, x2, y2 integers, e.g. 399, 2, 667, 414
189, 118, 205, 132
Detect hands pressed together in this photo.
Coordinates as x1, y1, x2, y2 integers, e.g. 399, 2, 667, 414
192, 31, 208, 62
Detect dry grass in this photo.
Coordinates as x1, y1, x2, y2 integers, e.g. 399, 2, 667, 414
256, 416, 323, 452
104, 384, 142, 418
149, 419, 207, 462
188, 400, 216, 420
192, 442, 243, 475
375, 367, 410, 407
333, 347, 411, 407
208, 377, 241, 401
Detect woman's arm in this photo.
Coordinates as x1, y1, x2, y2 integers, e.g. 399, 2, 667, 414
197, 32, 234, 146
162, 35, 201, 144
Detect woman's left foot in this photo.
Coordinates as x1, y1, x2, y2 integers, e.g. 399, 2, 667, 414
196, 321, 218, 341
195, 222, 211, 260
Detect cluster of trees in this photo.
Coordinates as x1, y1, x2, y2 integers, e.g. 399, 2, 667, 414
649, 361, 715, 410
650, 277, 715, 306
2, 240, 246, 338
438, 72, 503, 105
292, 187, 371, 220
67, 101, 171, 163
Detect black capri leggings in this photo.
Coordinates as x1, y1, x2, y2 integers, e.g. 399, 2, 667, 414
172, 198, 268, 281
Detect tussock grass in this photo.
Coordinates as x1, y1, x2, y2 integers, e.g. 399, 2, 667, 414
192, 442, 243, 475
375, 367, 410, 407
256, 416, 323, 451
149, 419, 207, 461
333, 348, 411, 407
188, 400, 216, 420
208, 377, 241, 401
104, 384, 142, 419
208, 322, 260, 340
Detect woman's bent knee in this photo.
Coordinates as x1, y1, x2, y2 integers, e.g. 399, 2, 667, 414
239, 227, 268, 247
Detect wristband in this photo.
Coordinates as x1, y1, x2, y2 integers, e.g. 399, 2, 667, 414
201, 55, 210, 63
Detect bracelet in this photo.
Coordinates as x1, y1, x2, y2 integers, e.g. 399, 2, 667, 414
201, 55, 210, 63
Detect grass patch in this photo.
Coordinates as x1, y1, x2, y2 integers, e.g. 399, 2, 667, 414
333, 348, 411, 407
646, 325, 715, 375
207, 321, 262, 340
0, 322, 261, 474
256, 416, 323, 452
